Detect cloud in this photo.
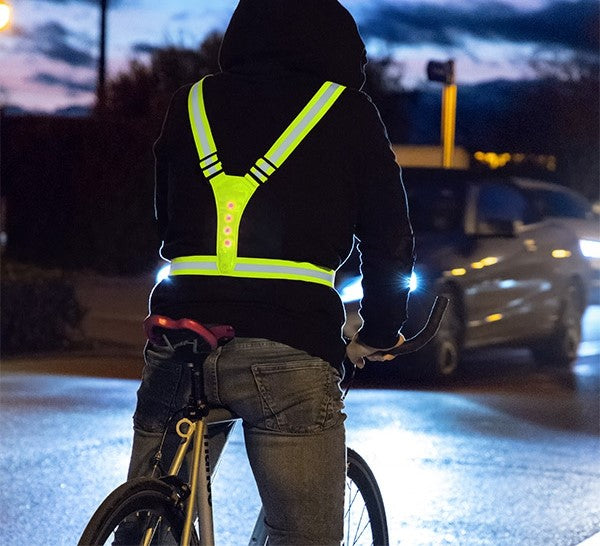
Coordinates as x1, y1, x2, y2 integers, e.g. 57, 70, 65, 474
30, 72, 96, 94
31, 21, 95, 67
131, 42, 157, 54
358, 0, 599, 54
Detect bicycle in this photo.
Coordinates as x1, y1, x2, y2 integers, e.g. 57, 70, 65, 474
78, 297, 448, 546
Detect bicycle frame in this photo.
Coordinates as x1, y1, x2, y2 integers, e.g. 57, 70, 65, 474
135, 297, 448, 546
142, 404, 265, 546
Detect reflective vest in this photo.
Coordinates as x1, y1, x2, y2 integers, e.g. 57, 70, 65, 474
168, 77, 345, 288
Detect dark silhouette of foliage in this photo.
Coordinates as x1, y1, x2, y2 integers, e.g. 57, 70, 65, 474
100, 32, 223, 121
1, 260, 86, 354
363, 57, 411, 143
489, 58, 599, 200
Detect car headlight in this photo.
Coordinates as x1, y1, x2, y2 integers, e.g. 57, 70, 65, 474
579, 239, 600, 259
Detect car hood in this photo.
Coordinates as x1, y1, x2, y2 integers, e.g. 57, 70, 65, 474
549, 217, 600, 241
412, 231, 466, 274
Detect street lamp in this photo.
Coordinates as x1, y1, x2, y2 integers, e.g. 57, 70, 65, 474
427, 59, 457, 169
97, 0, 108, 112
0, 1, 12, 31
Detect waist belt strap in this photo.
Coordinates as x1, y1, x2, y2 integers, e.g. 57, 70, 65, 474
169, 256, 335, 288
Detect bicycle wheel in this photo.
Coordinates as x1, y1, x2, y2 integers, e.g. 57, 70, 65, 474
345, 448, 389, 546
78, 477, 199, 545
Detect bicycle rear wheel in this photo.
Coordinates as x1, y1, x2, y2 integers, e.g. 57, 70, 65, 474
78, 477, 199, 545
345, 448, 389, 546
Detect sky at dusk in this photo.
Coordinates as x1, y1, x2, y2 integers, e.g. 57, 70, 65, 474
0, 0, 597, 113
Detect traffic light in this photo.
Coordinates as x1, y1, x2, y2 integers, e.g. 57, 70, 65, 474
427, 60, 455, 85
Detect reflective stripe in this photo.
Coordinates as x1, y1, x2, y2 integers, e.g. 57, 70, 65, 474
199, 153, 218, 168
264, 82, 344, 167
170, 257, 218, 273
250, 166, 268, 183
204, 162, 223, 177
256, 158, 276, 176
188, 79, 217, 160
169, 256, 335, 288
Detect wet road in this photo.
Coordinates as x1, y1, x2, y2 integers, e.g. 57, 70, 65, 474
1, 308, 599, 546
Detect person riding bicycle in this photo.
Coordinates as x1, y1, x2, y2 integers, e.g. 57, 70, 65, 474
125, 1, 414, 544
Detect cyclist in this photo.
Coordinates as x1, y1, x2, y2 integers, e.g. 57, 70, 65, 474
125, 1, 414, 544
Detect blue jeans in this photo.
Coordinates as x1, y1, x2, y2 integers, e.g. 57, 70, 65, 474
127, 338, 347, 545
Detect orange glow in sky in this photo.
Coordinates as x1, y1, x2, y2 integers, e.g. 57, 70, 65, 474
0, 2, 11, 31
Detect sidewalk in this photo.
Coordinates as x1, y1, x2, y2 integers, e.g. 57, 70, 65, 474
72, 270, 155, 354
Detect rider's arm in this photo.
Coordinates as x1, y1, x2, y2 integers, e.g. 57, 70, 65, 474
352, 94, 415, 350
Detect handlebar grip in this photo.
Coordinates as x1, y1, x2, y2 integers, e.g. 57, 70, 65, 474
370, 295, 449, 359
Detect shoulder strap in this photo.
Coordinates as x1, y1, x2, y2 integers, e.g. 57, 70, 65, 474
188, 76, 223, 178
248, 81, 345, 183
188, 79, 345, 181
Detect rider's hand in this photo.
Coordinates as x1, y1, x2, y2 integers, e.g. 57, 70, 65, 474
346, 333, 406, 368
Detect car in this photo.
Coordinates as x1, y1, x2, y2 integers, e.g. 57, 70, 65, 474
510, 178, 600, 304
337, 168, 593, 380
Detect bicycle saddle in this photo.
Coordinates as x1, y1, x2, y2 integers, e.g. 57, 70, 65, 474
144, 315, 235, 351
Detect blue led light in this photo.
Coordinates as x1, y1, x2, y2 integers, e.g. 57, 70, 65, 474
156, 264, 171, 283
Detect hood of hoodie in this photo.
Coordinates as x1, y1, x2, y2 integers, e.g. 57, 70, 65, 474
219, 0, 367, 90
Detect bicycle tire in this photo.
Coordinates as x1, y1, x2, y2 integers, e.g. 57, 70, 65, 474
78, 477, 199, 545
345, 448, 389, 546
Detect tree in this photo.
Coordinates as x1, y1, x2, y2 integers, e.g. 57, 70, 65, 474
102, 33, 410, 141
363, 57, 411, 143
100, 31, 223, 121
493, 57, 599, 200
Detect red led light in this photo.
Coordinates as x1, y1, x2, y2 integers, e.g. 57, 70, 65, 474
227, 202, 235, 210
224, 227, 232, 235
224, 239, 232, 247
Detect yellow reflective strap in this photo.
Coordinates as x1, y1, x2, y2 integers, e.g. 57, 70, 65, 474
256, 158, 276, 176
182, 79, 343, 289
169, 255, 335, 288
188, 77, 218, 162
264, 81, 345, 168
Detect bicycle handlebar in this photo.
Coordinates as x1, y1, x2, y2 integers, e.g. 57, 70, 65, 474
369, 295, 449, 360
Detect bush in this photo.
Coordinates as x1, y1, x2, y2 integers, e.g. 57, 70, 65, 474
1, 115, 160, 275
1, 261, 86, 355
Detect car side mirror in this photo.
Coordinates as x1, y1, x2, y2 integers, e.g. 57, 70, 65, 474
475, 218, 517, 237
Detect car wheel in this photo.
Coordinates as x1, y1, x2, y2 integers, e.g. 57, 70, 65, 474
531, 282, 582, 368
416, 290, 463, 380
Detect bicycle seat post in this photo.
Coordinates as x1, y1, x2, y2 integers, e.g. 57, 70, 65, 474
187, 353, 210, 420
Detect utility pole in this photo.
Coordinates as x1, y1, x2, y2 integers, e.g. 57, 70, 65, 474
97, 0, 108, 113
427, 59, 457, 168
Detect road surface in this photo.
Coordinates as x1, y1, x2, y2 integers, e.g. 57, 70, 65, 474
1, 307, 599, 545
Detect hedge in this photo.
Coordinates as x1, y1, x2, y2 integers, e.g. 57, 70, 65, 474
0, 114, 161, 275
1, 260, 86, 355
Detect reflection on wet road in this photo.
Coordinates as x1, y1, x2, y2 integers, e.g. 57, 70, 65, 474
1, 309, 598, 546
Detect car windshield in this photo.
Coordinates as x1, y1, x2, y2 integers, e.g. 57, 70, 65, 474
529, 188, 591, 219
404, 179, 465, 233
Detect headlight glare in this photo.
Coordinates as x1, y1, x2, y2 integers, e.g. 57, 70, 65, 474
409, 271, 418, 292
579, 239, 600, 259
156, 264, 171, 283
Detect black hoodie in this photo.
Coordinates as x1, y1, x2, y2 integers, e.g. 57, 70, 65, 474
150, 0, 414, 367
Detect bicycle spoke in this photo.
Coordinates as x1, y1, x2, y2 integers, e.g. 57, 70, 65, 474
345, 478, 374, 546
140, 513, 162, 546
